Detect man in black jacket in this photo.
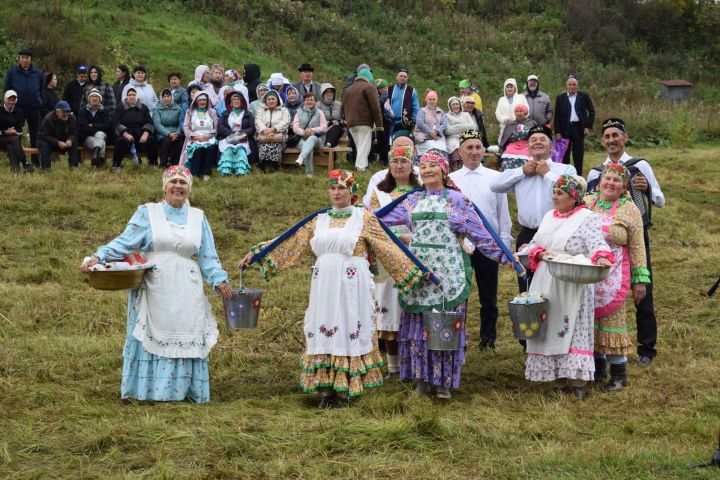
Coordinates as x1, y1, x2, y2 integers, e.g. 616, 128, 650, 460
38, 100, 80, 170
78, 89, 112, 167
553, 74, 595, 175
0, 90, 33, 173
461, 96, 489, 148
111, 87, 157, 171
62, 65, 89, 116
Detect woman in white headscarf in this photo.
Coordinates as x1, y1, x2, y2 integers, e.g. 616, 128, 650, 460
495, 78, 529, 140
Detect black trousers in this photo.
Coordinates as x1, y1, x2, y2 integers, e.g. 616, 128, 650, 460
471, 250, 499, 342
188, 144, 218, 177
24, 108, 41, 167
38, 140, 79, 169
0, 135, 28, 172
113, 134, 158, 167
636, 227, 657, 358
562, 123, 585, 176
325, 124, 344, 147
372, 128, 390, 165
516, 226, 538, 292
157, 136, 182, 167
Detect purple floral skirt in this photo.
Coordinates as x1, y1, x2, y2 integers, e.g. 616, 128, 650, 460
398, 303, 467, 389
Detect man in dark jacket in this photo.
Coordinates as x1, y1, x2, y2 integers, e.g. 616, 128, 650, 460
293, 63, 322, 98
0, 90, 33, 173
553, 74, 595, 176
461, 96, 490, 148
62, 65, 89, 116
242, 64, 262, 103
4, 48, 44, 167
38, 100, 80, 170
111, 87, 157, 170
78, 89, 112, 167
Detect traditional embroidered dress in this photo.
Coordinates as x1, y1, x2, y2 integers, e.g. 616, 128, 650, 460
499, 121, 534, 171
217, 109, 251, 176
368, 186, 414, 340
254, 207, 423, 397
379, 188, 504, 389
525, 207, 613, 382
585, 194, 650, 355
94, 201, 228, 403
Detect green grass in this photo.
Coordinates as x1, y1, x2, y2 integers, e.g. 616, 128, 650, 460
0, 146, 719, 478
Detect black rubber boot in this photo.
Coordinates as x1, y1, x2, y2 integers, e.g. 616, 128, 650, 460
602, 362, 628, 392
594, 356, 608, 384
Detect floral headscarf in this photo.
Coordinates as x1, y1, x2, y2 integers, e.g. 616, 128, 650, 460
553, 174, 587, 206
163, 165, 193, 192
419, 150, 460, 191
600, 163, 630, 190
328, 169, 359, 205
390, 145, 414, 163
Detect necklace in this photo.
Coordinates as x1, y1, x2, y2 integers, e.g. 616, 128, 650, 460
394, 185, 413, 192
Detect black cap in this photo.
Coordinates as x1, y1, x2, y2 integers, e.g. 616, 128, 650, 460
601, 118, 626, 134
18, 47, 33, 56
528, 125, 553, 141
397, 67, 408, 74
298, 63, 314, 72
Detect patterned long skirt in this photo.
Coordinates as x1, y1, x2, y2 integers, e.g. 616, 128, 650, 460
398, 303, 467, 389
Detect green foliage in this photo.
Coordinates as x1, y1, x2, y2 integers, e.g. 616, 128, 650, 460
670, 106, 695, 150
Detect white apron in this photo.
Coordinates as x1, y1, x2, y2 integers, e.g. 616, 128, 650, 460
526, 208, 591, 356
304, 208, 376, 357
373, 188, 410, 333
133, 202, 218, 358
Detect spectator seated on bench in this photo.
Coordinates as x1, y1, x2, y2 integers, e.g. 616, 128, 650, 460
78, 89, 112, 167
112, 87, 157, 171
38, 101, 80, 171
0, 90, 34, 173
292, 92, 327, 177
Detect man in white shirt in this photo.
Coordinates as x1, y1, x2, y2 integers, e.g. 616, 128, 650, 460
587, 118, 665, 366
490, 125, 576, 292
450, 130, 512, 350
363, 132, 420, 207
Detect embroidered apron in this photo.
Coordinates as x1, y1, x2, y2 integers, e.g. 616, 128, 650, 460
399, 190, 470, 312
304, 208, 375, 357
590, 199, 630, 318
526, 208, 591, 356
133, 203, 218, 358
374, 188, 410, 332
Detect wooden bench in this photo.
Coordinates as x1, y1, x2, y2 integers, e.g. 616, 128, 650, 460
281, 145, 352, 170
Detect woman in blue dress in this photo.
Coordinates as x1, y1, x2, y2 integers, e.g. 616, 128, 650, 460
80, 166, 233, 403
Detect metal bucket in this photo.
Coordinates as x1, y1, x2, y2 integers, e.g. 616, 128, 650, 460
508, 300, 548, 340
223, 269, 262, 329
423, 295, 464, 351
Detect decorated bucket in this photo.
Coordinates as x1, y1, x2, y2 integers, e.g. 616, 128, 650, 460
508, 300, 548, 340
223, 269, 262, 329
422, 295, 464, 351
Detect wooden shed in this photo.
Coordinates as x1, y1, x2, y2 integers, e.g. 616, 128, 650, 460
660, 80, 693, 104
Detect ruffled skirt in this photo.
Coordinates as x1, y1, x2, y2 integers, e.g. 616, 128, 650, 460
121, 290, 210, 403
594, 305, 633, 355
217, 145, 250, 176
299, 336, 384, 397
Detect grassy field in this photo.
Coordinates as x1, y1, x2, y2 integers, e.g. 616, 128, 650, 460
0, 146, 719, 479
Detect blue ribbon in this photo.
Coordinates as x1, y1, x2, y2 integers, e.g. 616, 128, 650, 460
243, 208, 440, 287
374, 188, 527, 279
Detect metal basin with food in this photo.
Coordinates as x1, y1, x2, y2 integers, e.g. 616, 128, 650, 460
545, 257, 610, 284
86, 265, 153, 290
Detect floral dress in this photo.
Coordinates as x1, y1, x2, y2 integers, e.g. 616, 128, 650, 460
379, 188, 505, 389
94, 202, 228, 403
254, 206, 423, 397
585, 194, 650, 355
525, 207, 613, 382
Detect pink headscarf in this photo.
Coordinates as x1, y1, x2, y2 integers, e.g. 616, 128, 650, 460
425, 90, 438, 102
419, 150, 460, 191
513, 104, 529, 115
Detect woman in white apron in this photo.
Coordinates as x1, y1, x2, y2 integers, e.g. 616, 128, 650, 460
367, 145, 421, 378
80, 166, 233, 403
240, 170, 426, 408
585, 164, 649, 392
523, 175, 613, 400
378, 150, 507, 399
